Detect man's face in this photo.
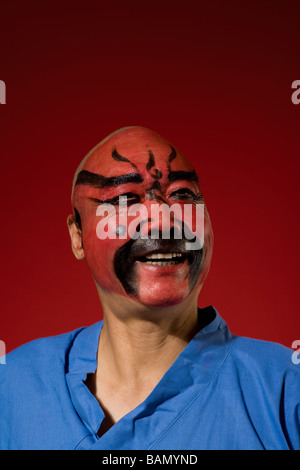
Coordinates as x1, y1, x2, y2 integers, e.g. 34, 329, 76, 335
71, 128, 213, 307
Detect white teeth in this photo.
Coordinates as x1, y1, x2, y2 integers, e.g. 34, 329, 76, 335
144, 252, 184, 266
145, 253, 183, 260
145, 261, 177, 266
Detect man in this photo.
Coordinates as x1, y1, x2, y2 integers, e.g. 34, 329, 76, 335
0, 126, 299, 449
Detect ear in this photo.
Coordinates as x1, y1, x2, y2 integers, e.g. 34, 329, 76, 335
67, 213, 85, 260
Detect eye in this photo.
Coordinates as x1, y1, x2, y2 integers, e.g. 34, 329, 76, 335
91, 192, 141, 206
118, 193, 141, 206
169, 188, 202, 201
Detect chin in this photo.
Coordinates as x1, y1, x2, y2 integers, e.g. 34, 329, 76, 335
132, 287, 191, 309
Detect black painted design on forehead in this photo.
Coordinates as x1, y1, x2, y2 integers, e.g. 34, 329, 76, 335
75, 170, 143, 188
145, 147, 176, 173
112, 148, 138, 171
146, 151, 155, 171
143, 145, 198, 186
146, 150, 163, 181
150, 168, 163, 180
168, 146, 177, 162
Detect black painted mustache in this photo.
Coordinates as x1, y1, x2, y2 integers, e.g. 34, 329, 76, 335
113, 228, 205, 296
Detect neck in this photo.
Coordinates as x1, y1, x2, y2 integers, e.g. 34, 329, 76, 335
96, 289, 200, 385
87, 289, 202, 431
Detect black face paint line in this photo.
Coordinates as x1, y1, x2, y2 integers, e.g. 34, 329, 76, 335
166, 148, 199, 188
74, 207, 82, 230
168, 170, 199, 184
89, 192, 141, 206
73, 207, 84, 249
146, 190, 166, 203
145, 150, 163, 181
75, 170, 144, 188
168, 146, 177, 163
146, 150, 155, 172
111, 148, 138, 171
148, 180, 162, 191
167, 146, 177, 173
150, 168, 163, 180
113, 227, 205, 298
170, 188, 203, 202
146, 146, 177, 172
113, 236, 138, 296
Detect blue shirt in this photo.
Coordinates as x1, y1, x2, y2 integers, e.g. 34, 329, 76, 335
0, 306, 299, 450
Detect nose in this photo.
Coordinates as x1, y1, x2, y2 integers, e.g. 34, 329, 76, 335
139, 194, 183, 239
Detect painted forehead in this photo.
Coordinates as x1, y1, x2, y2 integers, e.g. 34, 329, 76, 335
72, 129, 198, 198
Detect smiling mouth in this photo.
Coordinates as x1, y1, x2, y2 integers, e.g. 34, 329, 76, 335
137, 252, 187, 266
114, 236, 204, 296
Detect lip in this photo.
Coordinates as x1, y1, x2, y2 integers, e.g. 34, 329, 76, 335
135, 256, 190, 273
113, 236, 202, 296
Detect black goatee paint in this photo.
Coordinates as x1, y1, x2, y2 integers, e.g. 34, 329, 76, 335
113, 227, 205, 298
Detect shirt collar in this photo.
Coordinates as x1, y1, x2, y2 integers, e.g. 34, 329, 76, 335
66, 306, 231, 441
66, 321, 103, 434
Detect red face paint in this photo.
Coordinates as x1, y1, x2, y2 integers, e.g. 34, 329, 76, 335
72, 127, 213, 307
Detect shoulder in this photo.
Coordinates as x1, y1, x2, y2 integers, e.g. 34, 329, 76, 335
231, 334, 293, 357
222, 335, 300, 449
0, 326, 86, 383
0, 325, 95, 450
230, 334, 297, 370
226, 334, 300, 395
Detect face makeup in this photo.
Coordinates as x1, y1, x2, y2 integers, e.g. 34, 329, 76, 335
71, 127, 213, 307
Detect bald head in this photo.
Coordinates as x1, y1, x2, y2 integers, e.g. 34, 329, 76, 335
71, 126, 193, 205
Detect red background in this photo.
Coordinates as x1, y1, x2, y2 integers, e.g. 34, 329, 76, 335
0, 1, 299, 352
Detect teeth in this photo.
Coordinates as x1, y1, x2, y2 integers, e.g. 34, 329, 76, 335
143, 253, 184, 266
145, 253, 183, 260
146, 261, 177, 266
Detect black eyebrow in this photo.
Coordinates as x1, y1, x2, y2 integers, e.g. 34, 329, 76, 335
168, 170, 199, 183
75, 170, 144, 188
